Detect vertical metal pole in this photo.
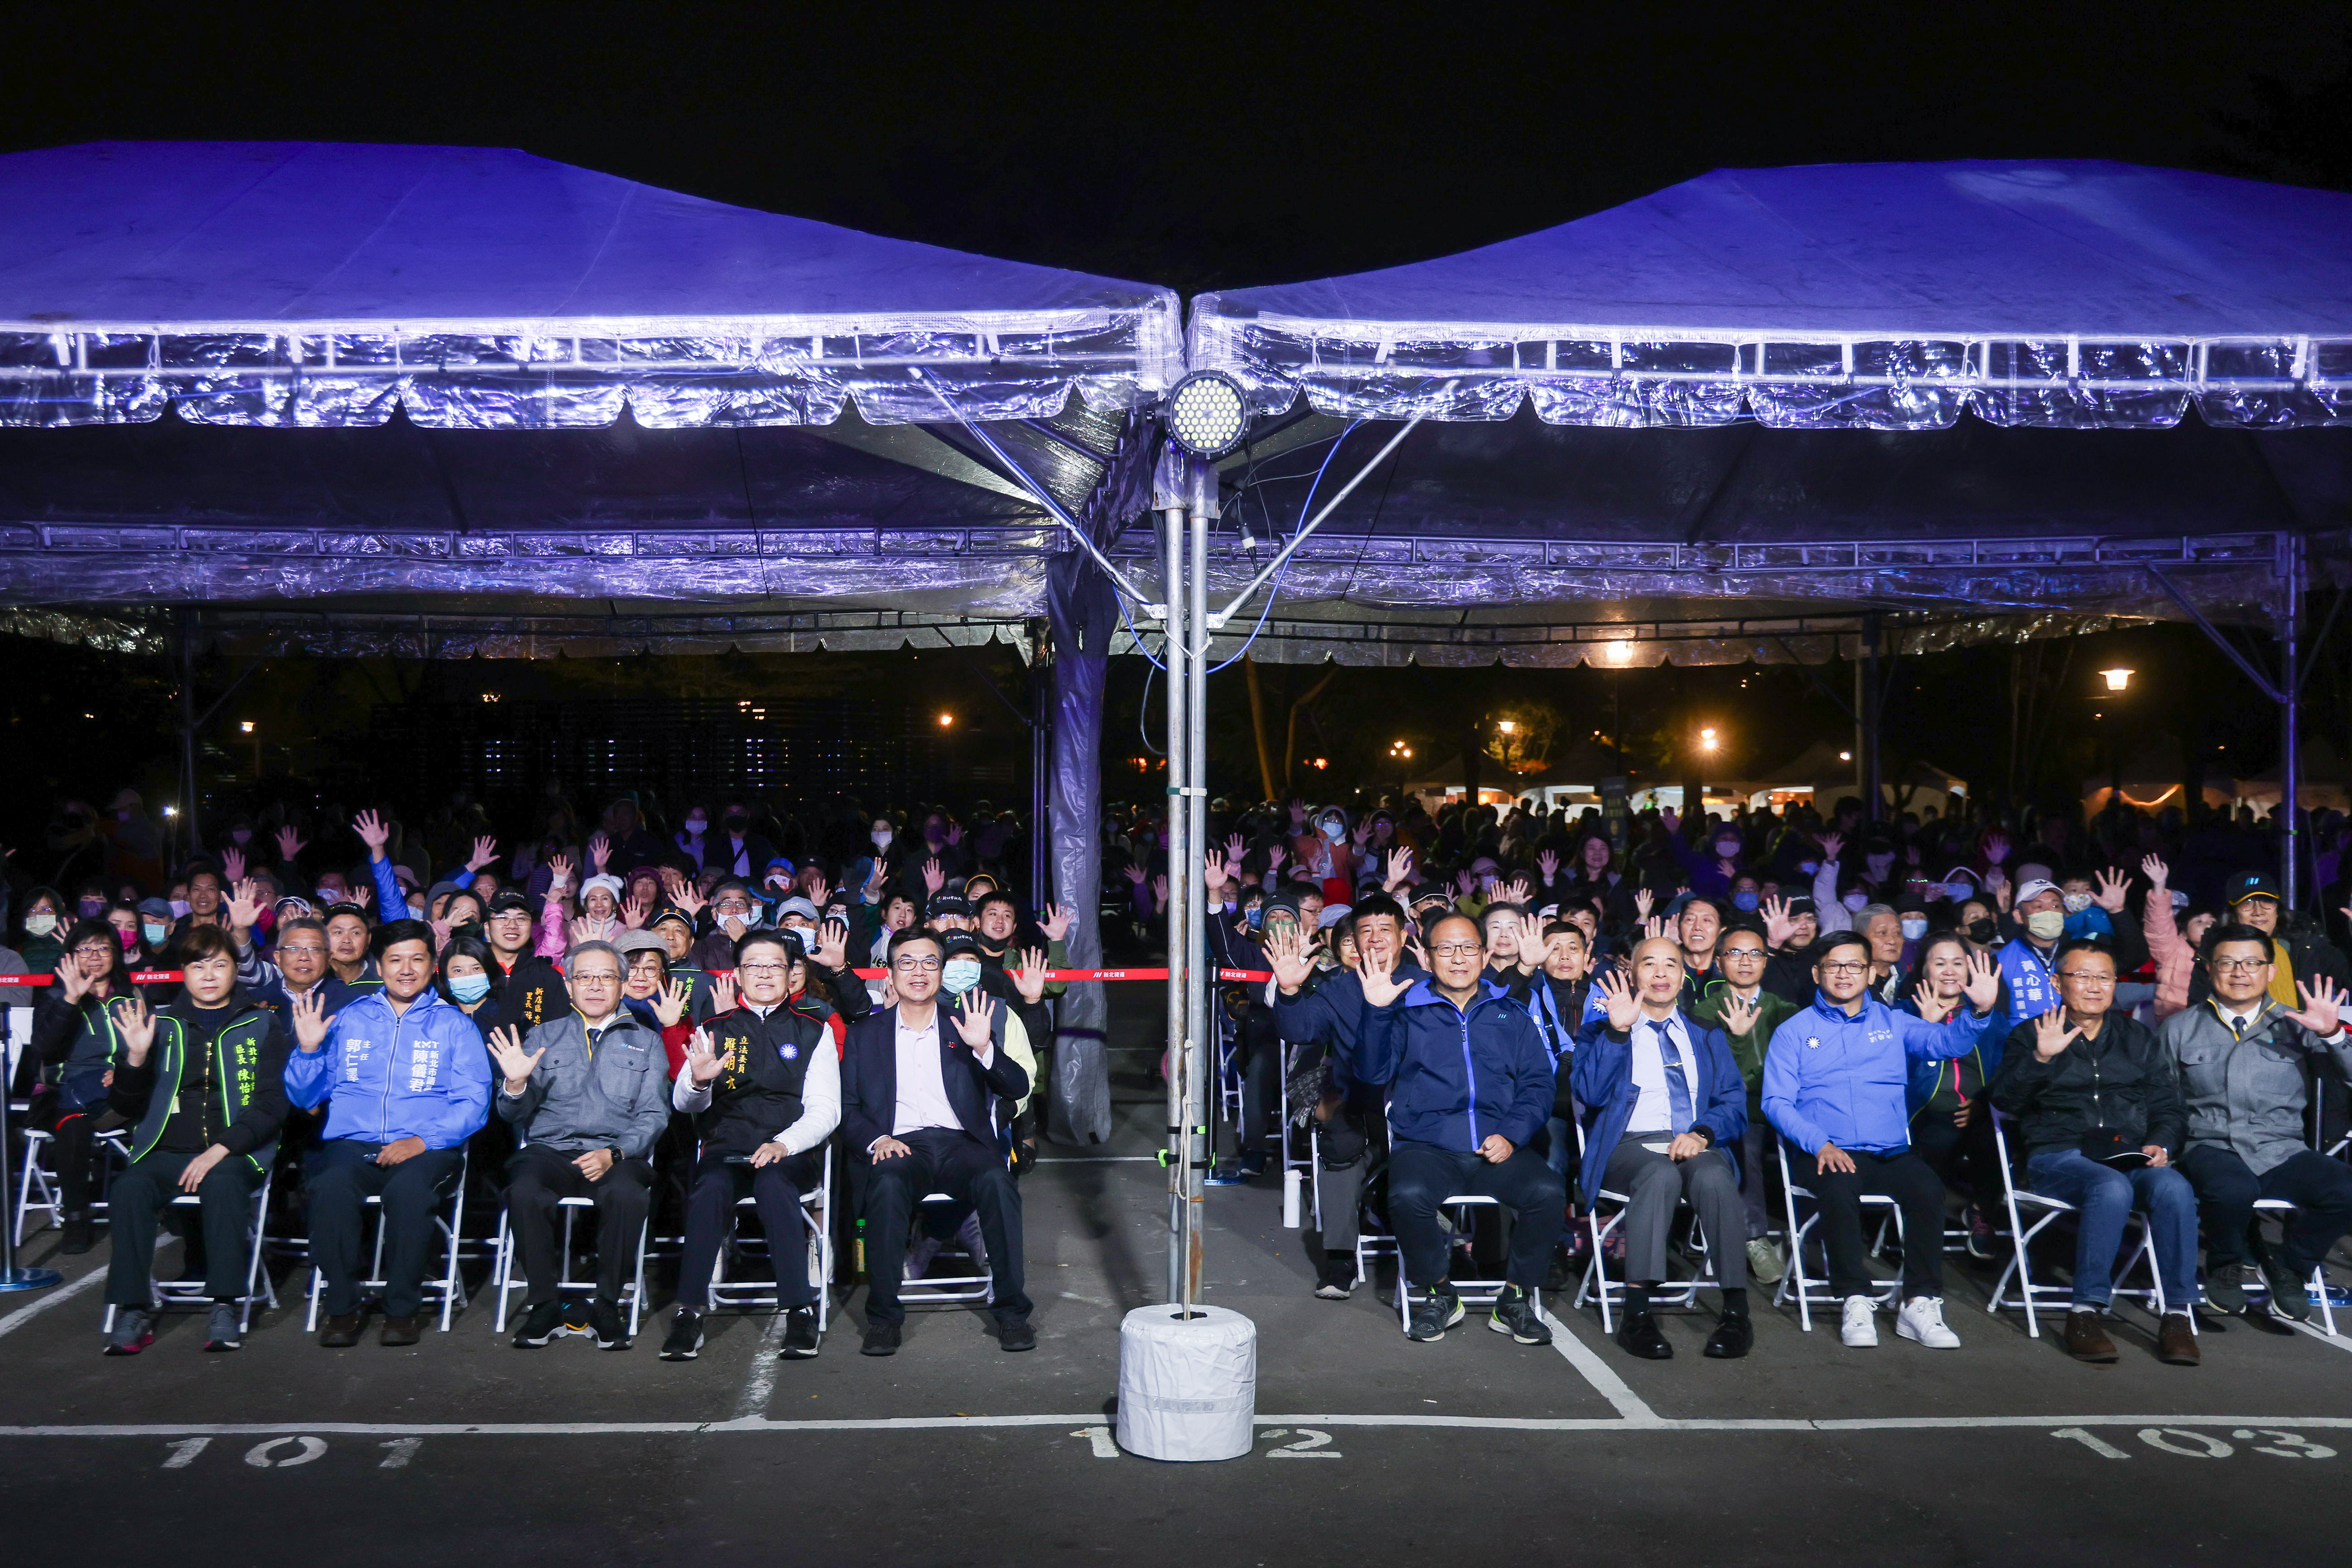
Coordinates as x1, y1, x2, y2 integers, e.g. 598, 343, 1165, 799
1029, 621, 1052, 908
177, 606, 203, 858
1859, 614, 1883, 823
1159, 506, 1190, 1306
1182, 496, 1211, 1314
2283, 538, 2303, 911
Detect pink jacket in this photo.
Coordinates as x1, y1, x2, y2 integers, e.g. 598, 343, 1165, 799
2142, 896, 2194, 1019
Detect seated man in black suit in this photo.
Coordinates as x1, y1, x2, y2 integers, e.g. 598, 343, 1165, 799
841, 927, 1034, 1356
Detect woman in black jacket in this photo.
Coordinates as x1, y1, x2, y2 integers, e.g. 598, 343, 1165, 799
26, 919, 137, 1253
1989, 936, 2199, 1365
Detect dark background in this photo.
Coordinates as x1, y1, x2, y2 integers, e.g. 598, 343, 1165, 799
3, 3, 2350, 842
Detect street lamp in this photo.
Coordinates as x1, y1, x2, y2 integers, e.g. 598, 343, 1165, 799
2100, 668, 2134, 693
1496, 720, 1516, 735
1700, 726, 1719, 753
2098, 670, 2134, 808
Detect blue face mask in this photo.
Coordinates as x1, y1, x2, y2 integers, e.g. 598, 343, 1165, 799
448, 971, 493, 1004
1730, 891, 1760, 912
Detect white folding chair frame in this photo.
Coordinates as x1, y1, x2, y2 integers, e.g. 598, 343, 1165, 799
2251, 1196, 2341, 1337
301, 1148, 470, 1333
492, 1176, 652, 1338
1773, 1140, 1907, 1331
1986, 1109, 2167, 1338
16, 1124, 131, 1245
899, 1190, 996, 1307
101, 1166, 280, 1335
707, 1142, 835, 1333
1572, 1118, 1723, 1333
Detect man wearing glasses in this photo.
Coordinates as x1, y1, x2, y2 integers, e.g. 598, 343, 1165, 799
1991, 939, 2200, 1364
2160, 923, 2352, 1327
841, 928, 1034, 1355
1762, 931, 1998, 1350
1356, 912, 1562, 1345
1693, 922, 1800, 1288
660, 930, 843, 1360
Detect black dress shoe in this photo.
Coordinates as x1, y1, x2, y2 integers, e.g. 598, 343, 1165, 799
861, 1321, 902, 1357
1703, 1313, 1753, 1360
1615, 1309, 1672, 1360
318, 1311, 363, 1349
379, 1314, 423, 1348
997, 1316, 1037, 1352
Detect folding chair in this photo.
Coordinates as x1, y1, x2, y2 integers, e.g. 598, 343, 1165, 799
1985, 1108, 2167, 1338
15, 1123, 131, 1245
707, 1143, 835, 1333
303, 1147, 470, 1333
1772, 1140, 1908, 1331
899, 1190, 997, 1307
101, 1167, 280, 1336
2249, 1196, 2342, 1336
491, 1156, 652, 1338
1572, 1118, 1724, 1333
1359, 1117, 1510, 1328
1278, 1040, 1322, 1231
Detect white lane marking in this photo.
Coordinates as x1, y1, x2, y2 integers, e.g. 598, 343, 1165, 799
2285, 1319, 2352, 1354
161, 1437, 211, 1468
1534, 1302, 1661, 1426
1071, 1426, 1120, 1457
0, 1264, 109, 1341
2051, 1427, 2132, 1458
732, 1311, 791, 1420
20, 1411, 2352, 1440
244, 1436, 327, 1467
379, 1437, 422, 1469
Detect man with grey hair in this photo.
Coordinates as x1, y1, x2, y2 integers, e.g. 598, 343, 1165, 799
489, 939, 671, 1351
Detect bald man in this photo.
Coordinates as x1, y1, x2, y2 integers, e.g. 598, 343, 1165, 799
1571, 937, 1754, 1360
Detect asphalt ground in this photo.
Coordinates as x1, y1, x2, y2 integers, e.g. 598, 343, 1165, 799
5, 989, 2351, 1565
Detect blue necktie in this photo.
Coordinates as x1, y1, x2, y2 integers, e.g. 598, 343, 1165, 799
1653, 1020, 1693, 1136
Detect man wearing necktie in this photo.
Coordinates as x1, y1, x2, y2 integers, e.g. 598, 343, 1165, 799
1573, 937, 1753, 1360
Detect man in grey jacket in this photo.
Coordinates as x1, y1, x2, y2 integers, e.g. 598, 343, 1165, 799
2160, 923, 2352, 1323
490, 940, 672, 1350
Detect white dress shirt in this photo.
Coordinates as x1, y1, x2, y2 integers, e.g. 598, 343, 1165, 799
1628, 1009, 1699, 1150
884, 1002, 991, 1144
669, 1000, 841, 1155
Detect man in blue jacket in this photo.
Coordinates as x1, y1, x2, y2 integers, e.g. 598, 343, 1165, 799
1762, 932, 1997, 1351
287, 918, 492, 1348
1356, 911, 1562, 1345
1572, 938, 1752, 1361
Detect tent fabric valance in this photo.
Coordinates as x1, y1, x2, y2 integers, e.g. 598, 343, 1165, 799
1190, 162, 2352, 431
0, 142, 1181, 431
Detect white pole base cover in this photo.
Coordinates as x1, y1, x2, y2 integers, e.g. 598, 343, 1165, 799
1115, 1304, 1256, 1461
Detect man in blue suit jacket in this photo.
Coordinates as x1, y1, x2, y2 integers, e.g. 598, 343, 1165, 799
841, 929, 1033, 1357
1573, 937, 1752, 1362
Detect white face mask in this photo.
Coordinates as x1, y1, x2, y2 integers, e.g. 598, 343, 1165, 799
1900, 917, 1928, 940
684, 817, 707, 836
1841, 892, 1868, 912
2061, 892, 2092, 913
1320, 820, 1345, 843
142, 922, 169, 944
872, 830, 893, 849
23, 911, 58, 937
942, 957, 983, 994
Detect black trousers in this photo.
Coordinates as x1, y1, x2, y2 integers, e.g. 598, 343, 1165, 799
1909, 1109, 2002, 1206
2179, 1144, 2352, 1280
1387, 1139, 1565, 1291
307, 1140, 463, 1318
30, 1095, 112, 1215
105, 1149, 262, 1306
675, 1147, 823, 1311
504, 1144, 655, 1305
861, 1128, 1030, 1325
1805, 1146, 1947, 1300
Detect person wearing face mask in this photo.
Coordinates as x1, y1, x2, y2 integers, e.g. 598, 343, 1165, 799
701, 802, 776, 882
27, 920, 138, 1254
136, 897, 177, 958
100, 925, 292, 1354
841, 928, 1034, 1356
489, 940, 671, 1351
675, 804, 715, 872
1896, 933, 2003, 1260
15, 886, 67, 973
1290, 808, 1363, 909
436, 935, 502, 1039
2188, 872, 2352, 1013
691, 879, 765, 971
2137, 857, 2217, 1022
1656, 808, 1746, 899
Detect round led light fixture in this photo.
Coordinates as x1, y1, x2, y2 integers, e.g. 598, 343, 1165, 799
1165, 371, 1250, 458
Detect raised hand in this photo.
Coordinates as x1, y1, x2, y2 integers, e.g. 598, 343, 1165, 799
226, 877, 264, 933
652, 977, 692, 1028
950, 989, 995, 1051
117, 996, 157, 1065
350, 882, 374, 911
220, 846, 246, 885
1817, 831, 1844, 865
56, 956, 93, 1005
1597, 969, 1641, 1032
488, 1025, 545, 1090
1357, 942, 1407, 1008
1499, 875, 1532, 906
1266, 927, 1314, 994
1914, 985, 1958, 1025
709, 973, 738, 1016
1039, 903, 1074, 942
1761, 894, 1794, 948
806, 873, 831, 908
674, 881, 707, 919
1962, 948, 1999, 1012
684, 1027, 727, 1085
1202, 851, 1230, 894
1515, 912, 1545, 969
291, 986, 330, 1051
1225, 833, 1245, 864
813, 918, 850, 970
569, 915, 605, 946
1012, 946, 1049, 1004
1634, 886, 1654, 921
547, 853, 575, 891
1982, 831, 2010, 866
923, 858, 946, 895
945, 822, 964, 847
2093, 866, 2130, 913
2286, 976, 2346, 1037
1642, 915, 1666, 943
2031, 1006, 2080, 1062
1287, 798, 1307, 827
354, 809, 391, 857
1265, 845, 1286, 874
1352, 819, 1373, 848
467, 834, 500, 872
1537, 848, 1559, 881
621, 894, 649, 930
275, 825, 307, 862
2141, 854, 2169, 891
1455, 869, 1476, 896
1153, 873, 1169, 908
1719, 990, 1759, 1036
1384, 847, 1414, 892
589, 832, 612, 872
1660, 807, 1681, 836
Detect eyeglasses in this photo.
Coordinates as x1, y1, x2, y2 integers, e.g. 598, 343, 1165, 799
1720, 947, 1767, 961
2055, 970, 2115, 987
892, 956, 943, 972
737, 962, 791, 977
1818, 961, 1868, 977
2211, 957, 2268, 974
1429, 942, 1485, 958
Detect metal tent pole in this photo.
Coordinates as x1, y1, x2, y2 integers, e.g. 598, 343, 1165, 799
2284, 538, 2304, 910
177, 606, 203, 857
1181, 490, 1210, 1315
1159, 504, 1190, 1306
1860, 613, 1883, 823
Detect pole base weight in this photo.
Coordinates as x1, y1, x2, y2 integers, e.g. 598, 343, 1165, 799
0, 1267, 63, 1292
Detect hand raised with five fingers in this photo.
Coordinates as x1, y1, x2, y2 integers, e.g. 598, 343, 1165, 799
2285, 976, 2346, 1037
354, 809, 391, 857
2140, 854, 2169, 891
1012, 946, 1049, 1004
621, 894, 649, 930
227, 877, 264, 934
949, 989, 996, 1053
1817, 831, 1844, 865
2092, 866, 2130, 913
923, 858, 946, 896
467, 835, 500, 872
588, 832, 612, 872
813, 919, 850, 971
290, 986, 330, 1051
1202, 851, 1230, 894
1596, 968, 1641, 1033
2031, 1006, 2081, 1062
1266, 927, 1314, 995
1633, 886, 1654, 922
1761, 893, 1795, 948
1357, 942, 1409, 1008
652, 977, 693, 1028
1719, 989, 1760, 1037
488, 1025, 545, 1091
221, 846, 246, 885
708, 973, 738, 1017
1961, 947, 2000, 1012
1537, 848, 1558, 882
684, 1027, 728, 1085
1039, 903, 1074, 942
116, 995, 157, 1066
275, 824, 307, 863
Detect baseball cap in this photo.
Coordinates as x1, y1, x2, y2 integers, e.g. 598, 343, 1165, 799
649, 904, 696, 932
927, 895, 973, 919
486, 889, 533, 916
774, 896, 821, 923
2013, 878, 2062, 905
611, 930, 667, 958
2227, 872, 2281, 905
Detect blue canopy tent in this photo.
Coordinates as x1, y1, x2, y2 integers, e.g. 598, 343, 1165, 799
1177, 159, 2352, 901
0, 140, 1184, 1141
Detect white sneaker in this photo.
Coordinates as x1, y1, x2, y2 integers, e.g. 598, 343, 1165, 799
1840, 1294, 1879, 1347
1896, 1295, 1962, 1349
1746, 1236, 1787, 1284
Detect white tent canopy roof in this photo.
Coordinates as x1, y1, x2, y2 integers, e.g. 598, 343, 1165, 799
0, 141, 1181, 429
1190, 160, 2352, 430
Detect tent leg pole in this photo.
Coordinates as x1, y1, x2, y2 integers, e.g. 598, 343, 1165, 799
2284, 539, 2303, 910
1029, 622, 1051, 907
1860, 613, 1882, 824
1182, 492, 1211, 1314
177, 606, 202, 858
1160, 505, 1190, 1307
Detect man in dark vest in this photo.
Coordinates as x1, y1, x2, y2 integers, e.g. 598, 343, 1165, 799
842, 927, 1032, 1356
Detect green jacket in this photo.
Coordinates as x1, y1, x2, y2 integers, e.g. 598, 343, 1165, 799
110, 999, 293, 1172
1690, 979, 1798, 1113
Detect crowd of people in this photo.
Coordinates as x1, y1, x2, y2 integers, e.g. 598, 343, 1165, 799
5, 778, 2352, 1373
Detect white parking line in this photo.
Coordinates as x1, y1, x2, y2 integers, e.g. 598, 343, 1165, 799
1535, 1302, 1660, 1425
0, 1263, 109, 1341
2286, 1319, 2352, 1354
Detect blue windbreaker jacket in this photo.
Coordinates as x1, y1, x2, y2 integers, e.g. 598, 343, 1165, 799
1570, 1009, 1747, 1203
1356, 978, 1555, 1153
1762, 990, 1990, 1155
283, 985, 492, 1149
